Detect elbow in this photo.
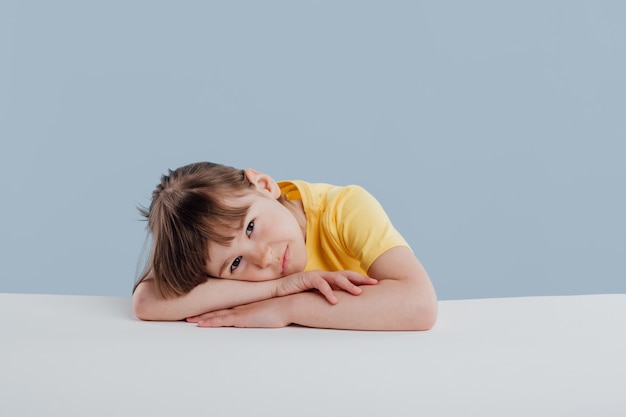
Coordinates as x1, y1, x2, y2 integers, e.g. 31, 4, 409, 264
132, 291, 151, 321
132, 284, 158, 321
132, 281, 183, 322
406, 291, 438, 331
416, 298, 438, 330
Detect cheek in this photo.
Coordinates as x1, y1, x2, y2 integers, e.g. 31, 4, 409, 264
205, 249, 230, 278
291, 241, 308, 272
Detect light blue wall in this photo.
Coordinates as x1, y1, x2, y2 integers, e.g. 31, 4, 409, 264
1, 1, 624, 300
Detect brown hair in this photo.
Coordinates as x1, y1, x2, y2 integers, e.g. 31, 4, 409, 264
133, 161, 256, 298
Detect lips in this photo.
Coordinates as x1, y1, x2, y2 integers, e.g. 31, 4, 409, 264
281, 245, 290, 275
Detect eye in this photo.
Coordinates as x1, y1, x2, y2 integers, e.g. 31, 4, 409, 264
246, 220, 254, 237
230, 256, 242, 272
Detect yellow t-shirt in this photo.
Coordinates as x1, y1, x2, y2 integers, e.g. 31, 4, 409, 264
278, 180, 410, 275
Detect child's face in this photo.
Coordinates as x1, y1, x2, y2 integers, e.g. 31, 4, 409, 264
205, 191, 307, 281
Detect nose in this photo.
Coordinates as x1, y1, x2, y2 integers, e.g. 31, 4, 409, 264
252, 244, 273, 268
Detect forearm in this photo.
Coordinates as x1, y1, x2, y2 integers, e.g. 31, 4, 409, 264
133, 278, 276, 321
187, 248, 437, 330
134, 270, 375, 322
284, 279, 437, 331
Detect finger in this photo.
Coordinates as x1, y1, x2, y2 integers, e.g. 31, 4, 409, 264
186, 310, 224, 323
314, 279, 338, 304
196, 318, 226, 327
344, 271, 378, 285
186, 313, 211, 323
196, 313, 236, 327
334, 277, 363, 295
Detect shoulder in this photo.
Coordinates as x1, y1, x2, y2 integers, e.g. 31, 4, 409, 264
326, 184, 384, 218
279, 180, 379, 209
281, 181, 377, 210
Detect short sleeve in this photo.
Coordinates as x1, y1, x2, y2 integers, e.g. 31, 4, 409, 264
329, 186, 410, 272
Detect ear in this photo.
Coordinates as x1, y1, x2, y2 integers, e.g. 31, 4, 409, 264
244, 168, 281, 199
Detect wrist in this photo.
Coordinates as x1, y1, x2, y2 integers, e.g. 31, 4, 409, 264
273, 274, 300, 298
271, 277, 285, 298
279, 293, 298, 325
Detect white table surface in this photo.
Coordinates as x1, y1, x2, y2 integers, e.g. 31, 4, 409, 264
1, 293, 625, 417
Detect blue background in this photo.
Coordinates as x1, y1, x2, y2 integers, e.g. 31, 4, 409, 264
1, 1, 624, 300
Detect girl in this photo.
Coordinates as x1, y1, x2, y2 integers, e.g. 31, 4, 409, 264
133, 162, 437, 330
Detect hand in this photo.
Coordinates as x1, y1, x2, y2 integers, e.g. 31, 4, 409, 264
187, 298, 290, 328
275, 270, 377, 304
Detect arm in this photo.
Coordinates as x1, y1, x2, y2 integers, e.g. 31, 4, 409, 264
132, 270, 377, 322
189, 246, 438, 331
133, 277, 276, 321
